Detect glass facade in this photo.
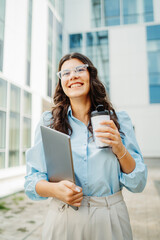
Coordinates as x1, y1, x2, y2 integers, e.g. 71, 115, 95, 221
104, 0, 120, 26
123, 0, 154, 24
0, 0, 6, 71
55, 19, 63, 85
47, 8, 54, 97
47, 2, 63, 93
147, 25, 160, 103
0, 78, 7, 169
49, 0, 64, 20
22, 91, 32, 164
26, 0, 33, 86
0, 79, 32, 169
9, 85, 20, 167
91, 0, 154, 27
69, 31, 109, 93
70, 34, 83, 53
91, 0, 101, 27
86, 31, 109, 92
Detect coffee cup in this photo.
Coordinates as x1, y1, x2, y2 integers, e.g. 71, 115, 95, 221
91, 105, 110, 148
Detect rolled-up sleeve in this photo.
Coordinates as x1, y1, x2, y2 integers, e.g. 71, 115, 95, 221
24, 111, 52, 200
117, 111, 147, 193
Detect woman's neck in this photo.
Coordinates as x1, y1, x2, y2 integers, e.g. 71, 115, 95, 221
70, 97, 91, 126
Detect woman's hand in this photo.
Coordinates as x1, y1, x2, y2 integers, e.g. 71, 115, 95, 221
95, 120, 125, 159
94, 120, 136, 173
53, 180, 83, 207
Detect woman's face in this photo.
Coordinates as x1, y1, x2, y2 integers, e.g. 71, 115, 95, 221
60, 58, 90, 101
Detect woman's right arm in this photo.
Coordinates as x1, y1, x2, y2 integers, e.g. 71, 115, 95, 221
24, 112, 83, 206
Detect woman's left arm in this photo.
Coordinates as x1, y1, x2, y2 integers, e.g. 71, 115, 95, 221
95, 111, 147, 193
95, 120, 136, 173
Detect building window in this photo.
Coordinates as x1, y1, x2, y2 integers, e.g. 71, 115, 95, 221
147, 25, 160, 103
22, 91, 32, 165
123, 0, 154, 24
26, 0, 33, 86
104, 0, 120, 26
70, 34, 83, 53
0, 0, 6, 71
47, 8, 54, 97
91, 0, 101, 27
91, 0, 154, 27
0, 78, 7, 169
69, 31, 109, 93
86, 31, 109, 93
9, 85, 20, 167
0, 79, 32, 169
55, 20, 63, 86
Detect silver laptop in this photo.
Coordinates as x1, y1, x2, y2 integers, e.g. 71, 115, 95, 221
40, 125, 75, 183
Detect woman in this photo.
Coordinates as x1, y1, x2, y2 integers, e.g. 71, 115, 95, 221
24, 52, 147, 240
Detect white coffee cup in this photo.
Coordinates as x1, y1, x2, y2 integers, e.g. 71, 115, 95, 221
91, 105, 110, 148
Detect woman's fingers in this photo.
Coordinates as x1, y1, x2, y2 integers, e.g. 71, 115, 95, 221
71, 196, 83, 205
63, 180, 82, 193
100, 120, 117, 129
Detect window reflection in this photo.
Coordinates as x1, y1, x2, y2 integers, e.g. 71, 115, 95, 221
0, 78, 7, 108
104, 0, 120, 26
147, 25, 160, 103
91, 0, 101, 27
47, 8, 54, 97
70, 34, 83, 53
123, 0, 154, 24
9, 85, 20, 167
0, 152, 5, 169
23, 117, 31, 149
55, 20, 63, 85
91, 0, 154, 27
23, 91, 32, 116
86, 31, 109, 93
0, 111, 6, 148
9, 112, 20, 167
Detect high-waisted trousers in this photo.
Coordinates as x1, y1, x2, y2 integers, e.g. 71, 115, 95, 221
42, 191, 133, 240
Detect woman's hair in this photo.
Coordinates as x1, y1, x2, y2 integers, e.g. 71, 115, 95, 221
51, 52, 121, 135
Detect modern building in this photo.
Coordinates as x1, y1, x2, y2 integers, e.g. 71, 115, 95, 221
0, 0, 160, 197
0, 0, 64, 197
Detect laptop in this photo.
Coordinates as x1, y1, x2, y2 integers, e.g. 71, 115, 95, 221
40, 126, 78, 210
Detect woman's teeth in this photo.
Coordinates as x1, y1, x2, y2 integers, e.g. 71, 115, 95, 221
70, 83, 82, 88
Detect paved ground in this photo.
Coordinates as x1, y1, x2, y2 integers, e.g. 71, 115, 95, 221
0, 158, 160, 240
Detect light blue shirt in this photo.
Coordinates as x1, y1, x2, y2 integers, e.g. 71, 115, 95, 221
24, 107, 147, 200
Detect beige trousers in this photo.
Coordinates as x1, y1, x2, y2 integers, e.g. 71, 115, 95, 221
42, 191, 133, 240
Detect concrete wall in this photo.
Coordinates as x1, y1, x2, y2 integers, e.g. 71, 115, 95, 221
64, 0, 91, 33
109, 24, 160, 157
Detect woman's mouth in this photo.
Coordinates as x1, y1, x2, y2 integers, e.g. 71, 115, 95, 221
69, 83, 83, 88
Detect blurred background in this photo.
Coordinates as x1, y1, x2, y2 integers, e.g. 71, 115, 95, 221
0, 0, 160, 202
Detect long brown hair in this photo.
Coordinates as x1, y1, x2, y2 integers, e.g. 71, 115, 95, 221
51, 52, 121, 135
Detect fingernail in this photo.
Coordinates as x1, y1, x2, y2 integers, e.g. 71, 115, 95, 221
75, 187, 80, 192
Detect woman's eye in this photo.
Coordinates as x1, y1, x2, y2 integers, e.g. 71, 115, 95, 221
77, 67, 85, 72
62, 71, 70, 76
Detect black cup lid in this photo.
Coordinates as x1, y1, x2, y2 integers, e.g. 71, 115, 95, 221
91, 105, 109, 117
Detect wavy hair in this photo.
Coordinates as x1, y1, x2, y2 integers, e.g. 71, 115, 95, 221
51, 52, 121, 136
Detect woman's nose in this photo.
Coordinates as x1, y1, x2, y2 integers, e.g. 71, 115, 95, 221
69, 70, 78, 80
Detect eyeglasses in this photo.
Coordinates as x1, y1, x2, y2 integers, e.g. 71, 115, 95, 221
57, 64, 89, 80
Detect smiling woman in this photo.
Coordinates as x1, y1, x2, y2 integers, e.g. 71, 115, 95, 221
24, 52, 147, 240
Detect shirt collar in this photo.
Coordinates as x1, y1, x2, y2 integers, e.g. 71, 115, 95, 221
67, 105, 72, 117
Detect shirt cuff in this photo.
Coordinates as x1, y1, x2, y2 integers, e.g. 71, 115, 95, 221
24, 172, 48, 201
120, 161, 147, 193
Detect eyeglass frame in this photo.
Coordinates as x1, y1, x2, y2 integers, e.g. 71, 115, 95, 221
56, 64, 89, 80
